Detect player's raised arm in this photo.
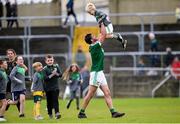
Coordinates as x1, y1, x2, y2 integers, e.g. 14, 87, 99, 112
98, 23, 106, 43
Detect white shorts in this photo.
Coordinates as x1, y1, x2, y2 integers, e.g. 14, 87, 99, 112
89, 71, 107, 87
105, 23, 113, 34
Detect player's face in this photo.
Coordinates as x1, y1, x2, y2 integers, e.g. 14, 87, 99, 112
16, 56, 24, 65
7, 51, 16, 61
71, 65, 77, 72
46, 58, 54, 66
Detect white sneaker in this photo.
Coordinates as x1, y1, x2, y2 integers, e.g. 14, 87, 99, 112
0, 118, 7, 122
35, 115, 44, 120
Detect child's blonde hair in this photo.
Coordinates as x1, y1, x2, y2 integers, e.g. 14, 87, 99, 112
85, 2, 96, 13
62, 63, 80, 81
32, 62, 42, 69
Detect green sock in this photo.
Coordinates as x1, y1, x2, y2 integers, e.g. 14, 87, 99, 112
110, 108, 116, 114
80, 109, 85, 113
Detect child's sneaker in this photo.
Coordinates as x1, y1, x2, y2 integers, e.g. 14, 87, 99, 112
0, 117, 6, 122
117, 33, 127, 50
35, 115, 44, 120
55, 112, 61, 119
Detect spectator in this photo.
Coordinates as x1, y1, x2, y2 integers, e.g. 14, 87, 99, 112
63, 0, 79, 26
5, 0, 11, 28
148, 32, 158, 52
164, 47, 174, 76
75, 46, 90, 97
148, 32, 159, 67
75, 46, 86, 69
9, 0, 19, 28
137, 57, 145, 76
175, 4, 180, 24
0, 0, 3, 30
164, 47, 174, 67
171, 56, 180, 80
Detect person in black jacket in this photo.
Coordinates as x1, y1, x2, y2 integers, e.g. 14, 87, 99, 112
43, 55, 62, 119
5, 0, 11, 28
9, 0, 18, 28
64, 0, 79, 26
0, 0, 3, 30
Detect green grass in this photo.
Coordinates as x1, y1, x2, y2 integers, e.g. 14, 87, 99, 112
3, 98, 180, 123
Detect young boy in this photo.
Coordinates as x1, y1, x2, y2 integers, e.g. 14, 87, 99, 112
86, 2, 127, 49
0, 59, 8, 122
8, 56, 27, 117
43, 55, 62, 119
31, 62, 44, 120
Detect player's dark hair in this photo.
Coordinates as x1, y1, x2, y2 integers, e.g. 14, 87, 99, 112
85, 33, 92, 44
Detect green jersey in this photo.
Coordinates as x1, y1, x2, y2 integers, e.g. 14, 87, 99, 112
70, 72, 81, 81
89, 41, 104, 72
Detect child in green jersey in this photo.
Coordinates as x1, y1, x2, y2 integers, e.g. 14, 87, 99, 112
63, 63, 82, 110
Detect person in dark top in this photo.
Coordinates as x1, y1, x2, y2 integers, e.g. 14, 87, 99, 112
164, 47, 174, 67
43, 55, 62, 119
148, 32, 158, 52
0, 0, 3, 30
63, 63, 82, 110
64, 0, 79, 26
9, 0, 18, 28
5, 0, 11, 28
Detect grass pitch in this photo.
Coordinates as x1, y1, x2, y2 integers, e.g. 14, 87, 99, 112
3, 98, 180, 123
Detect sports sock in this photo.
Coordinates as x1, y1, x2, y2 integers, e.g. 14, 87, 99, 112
33, 104, 36, 117
110, 108, 116, 114
80, 109, 85, 113
35, 102, 41, 116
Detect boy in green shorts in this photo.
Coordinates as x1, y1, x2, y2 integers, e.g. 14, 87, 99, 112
31, 62, 44, 120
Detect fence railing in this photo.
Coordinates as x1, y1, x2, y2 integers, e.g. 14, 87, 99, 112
105, 51, 180, 71
110, 67, 180, 97
110, 11, 175, 32
0, 12, 179, 52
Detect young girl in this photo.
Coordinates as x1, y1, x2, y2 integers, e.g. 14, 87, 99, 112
63, 63, 83, 110
8, 56, 27, 117
85, 2, 127, 49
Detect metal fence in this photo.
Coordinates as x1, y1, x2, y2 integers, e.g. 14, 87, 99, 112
109, 67, 180, 97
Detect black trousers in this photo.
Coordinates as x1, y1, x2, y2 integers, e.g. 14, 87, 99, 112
45, 90, 60, 115
64, 8, 78, 25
